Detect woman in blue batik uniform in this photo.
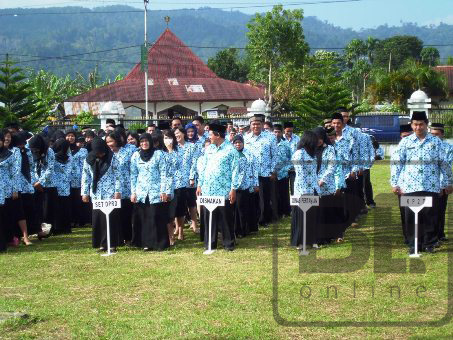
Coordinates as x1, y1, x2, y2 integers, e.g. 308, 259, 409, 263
0, 131, 20, 250
81, 137, 121, 252
130, 133, 170, 251
66, 130, 90, 227
290, 131, 320, 249
50, 138, 73, 234
106, 131, 133, 246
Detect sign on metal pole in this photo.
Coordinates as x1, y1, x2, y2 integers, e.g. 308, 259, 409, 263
93, 199, 121, 256
290, 195, 319, 256
400, 196, 432, 258
197, 196, 225, 255
141, 44, 148, 72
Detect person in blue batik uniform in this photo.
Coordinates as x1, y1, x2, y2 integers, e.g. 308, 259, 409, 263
82, 137, 122, 252
391, 111, 453, 254
231, 135, 259, 238
28, 134, 55, 235
173, 127, 198, 240
0, 131, 21, 250
283, 121, 300, 195
273, 124, 292, 218
244, 116, 278, 226
363, 135, 382, 209
130, 133, 170, 251
194, 138, 212, 241
290, 131, 320, 249
106, 131, 134, 246
197, 122, 241, 251
429, 123, 453, 243
66, 130, 90, 228
313, 127, 344, 245
49, 138, 73, 235
192, 116, 208, 144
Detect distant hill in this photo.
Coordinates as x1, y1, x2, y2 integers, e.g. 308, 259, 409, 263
1, 6, 452, 78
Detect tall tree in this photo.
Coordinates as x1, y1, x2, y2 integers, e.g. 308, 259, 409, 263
0, 56, 45, 130
373, 36, 424, 71
294, 51, 351, 129
246, 5, 309, 108
207, 48, 249, 82
420, 47, 440, 67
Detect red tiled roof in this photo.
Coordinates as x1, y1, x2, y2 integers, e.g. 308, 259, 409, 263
434, 66, 453, 92
68, 29, 263, 103
68, 77, 264, 102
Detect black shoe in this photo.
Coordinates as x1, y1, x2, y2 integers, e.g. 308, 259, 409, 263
224, 247, 234, 251
434, 241, 441, 248
368, 203, 376, 208
143, 247, 150, 252
409, 247, 415, 255
423, 246, 435, 253
440, 237, 448, 242
97, 247, 106, 253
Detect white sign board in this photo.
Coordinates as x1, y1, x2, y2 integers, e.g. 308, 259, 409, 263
290, 195, 319, 212
197, 196, 225, 255
93, 199, 121, 256
206, 110, 219, 119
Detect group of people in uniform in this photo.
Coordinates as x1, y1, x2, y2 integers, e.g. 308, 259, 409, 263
0, 108, 450, 255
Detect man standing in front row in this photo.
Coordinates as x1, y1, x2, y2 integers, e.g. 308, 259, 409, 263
197, 122, 240, 251
244, 116, 277, 226
391, 112, 453, 254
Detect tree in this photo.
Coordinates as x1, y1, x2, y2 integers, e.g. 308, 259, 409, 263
373, 36, 424, 71
246, 5, 309, 107
0, 56, 45, 130
293, 51, 351, 129
207, 48, 249, 82
447, 56, 453, 66
421, 47, 440, 67
344, 39, 367, 65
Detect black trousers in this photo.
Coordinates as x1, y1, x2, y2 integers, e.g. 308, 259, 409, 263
119, 198, 133, 243
43, 187, 58, 225
355, 173, 366, 212
70, 188, 92, 226
290, 205, 318, 247
404, 191, 439, 249
343, 177, 359, 225
234, 189, 251, 237
289, 170, 296, 196
362, 169, 375, 205
92, 208, 120, 249
0, 206, 6, 252
318, 194, 345, 241
20, 193, 40, 236
398, 195, 407, 244
51, 196, 72, 235
258, 176, 273, 225
203, 201, 235, 250
132, 201, 169, 250
276, 177, 291, 217
248, 192, 259, 232
437, 192, 449, 240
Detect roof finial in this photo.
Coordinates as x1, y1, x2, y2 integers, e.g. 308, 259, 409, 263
164, 16, 170, 28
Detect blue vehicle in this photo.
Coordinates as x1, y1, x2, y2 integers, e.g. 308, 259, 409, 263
354, 114, 410, 143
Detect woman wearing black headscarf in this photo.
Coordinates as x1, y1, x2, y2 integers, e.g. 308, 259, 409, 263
48, 138, 73, 234
81, 137, 121, 252
130, 133, 170, 251
66, 130, 90, 228
312, 127, 344, 245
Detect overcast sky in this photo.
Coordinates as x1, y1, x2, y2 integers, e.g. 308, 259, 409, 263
1, 0, 453, 30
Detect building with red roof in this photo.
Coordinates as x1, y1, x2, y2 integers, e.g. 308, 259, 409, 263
434, 66, 453, 97
65, 29, 264, 121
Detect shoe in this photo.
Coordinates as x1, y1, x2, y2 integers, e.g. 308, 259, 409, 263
224, 247, 234, 251
37, 232, 50, 241
368, 203, 376, 208
423, 246, 435, 253
336, 238, 344, 243
440, 237, 448, 242
143, 247, 150, 252
434, 241, 441, 248
351, 223, 359, 228
409, 247, 415, 255
360, 208, 368, 215
22, 238, 33, 246
296, 245, 303, 250
97, 247, 106, 253
312, 243, 320, 249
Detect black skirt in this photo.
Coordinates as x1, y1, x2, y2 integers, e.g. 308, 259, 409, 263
70, 188, 92, 226
119, 198, 133, 243
50, 196, 72, 235
92, 208, 120, 249
318, 194, 345, 241
234, 189, 251, 237
174, 188, 188, 218
132, 201, 169, 250
186, 187, 197, 208
290, 205, 318, 247
0, 205, 6, 252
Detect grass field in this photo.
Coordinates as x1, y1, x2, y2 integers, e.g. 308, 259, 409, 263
0, 163, 451, 339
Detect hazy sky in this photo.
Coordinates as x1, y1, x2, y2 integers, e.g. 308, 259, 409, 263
1, 0, 453, 30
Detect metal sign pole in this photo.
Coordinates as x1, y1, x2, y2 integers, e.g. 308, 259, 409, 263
198, 196, 225, 255
290, 195, 319, 256
93, 199, 122, 257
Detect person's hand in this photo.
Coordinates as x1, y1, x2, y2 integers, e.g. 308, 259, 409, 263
130, 194, 137, 203
270, 173, 277, 181
254, 186, 259, 193
33, 182, 44, 192
160, 193, 167, 202
334, 189, 341, 196
392, 187, 401, 195
12, 192, 18, 200
446, 186, 453, 195
114, 192, 121, 199
189, 179, 195, 187
82, 195, 90, 203
229, 189, 236, 204
358, 170, 363, 176
196, 186, 202, 197
318, 180, 325, 187
349, 172, 356, 179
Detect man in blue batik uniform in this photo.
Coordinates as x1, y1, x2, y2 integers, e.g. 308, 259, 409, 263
391, 112, 453, 254
283, 121, 300, 194
197, 122, 241, 251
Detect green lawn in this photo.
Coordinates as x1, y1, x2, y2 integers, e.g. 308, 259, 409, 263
0, 163, 451, 339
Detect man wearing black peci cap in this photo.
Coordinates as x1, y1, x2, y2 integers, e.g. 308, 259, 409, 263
391, 111, 453, 254
196, 121, 241, 251
429, 123, 453, 242
283, 121, 299, 194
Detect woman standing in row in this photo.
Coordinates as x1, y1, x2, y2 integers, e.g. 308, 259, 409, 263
130, 133, 170, 251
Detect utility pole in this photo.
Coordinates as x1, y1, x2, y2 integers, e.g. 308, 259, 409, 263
144, 0, 149, 122
388, 51, 392, 73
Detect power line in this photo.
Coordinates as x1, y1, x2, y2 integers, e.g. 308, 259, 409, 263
0, 0, 363, 16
